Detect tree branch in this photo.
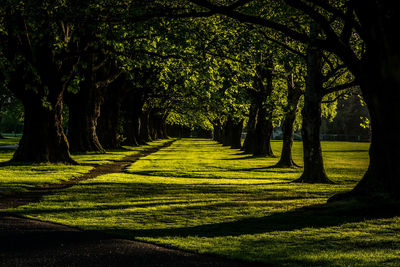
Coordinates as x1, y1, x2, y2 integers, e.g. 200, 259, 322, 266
321, 90, 357, 104
323, 81, 357, 96
95, 70, 123, 89
256, 28, 306, 59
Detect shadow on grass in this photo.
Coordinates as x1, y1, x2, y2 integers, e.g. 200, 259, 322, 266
0, 160, 79, 167
221, 153, 279, 161
126, 170, 299, 179
323, 150, 368, 153
114, 202, 400, 238
0, 160, 32, 167
9, 180, 400, 239
221, 155, 259, 160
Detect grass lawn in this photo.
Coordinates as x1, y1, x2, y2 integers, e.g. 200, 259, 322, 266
0, 136, 20, 147
4, 138, 400, 266
0, 139, 171, 196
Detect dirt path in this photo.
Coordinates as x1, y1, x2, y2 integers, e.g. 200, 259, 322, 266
0, 139, 176, 210
0, 140, 263, 266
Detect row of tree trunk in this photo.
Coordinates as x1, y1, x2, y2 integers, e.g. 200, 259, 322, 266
9, 58, 168, 163
212, 44, 340, 184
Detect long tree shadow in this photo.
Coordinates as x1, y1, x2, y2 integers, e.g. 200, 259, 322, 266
0, 215, 257, 267
126, 170, 299, 179
323, 150, 368, 153
116, 202, 400, 239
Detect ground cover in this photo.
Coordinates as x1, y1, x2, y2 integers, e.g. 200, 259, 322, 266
0, 136, 20, 147
5, 139, 399, 266
0, 139, 171, 196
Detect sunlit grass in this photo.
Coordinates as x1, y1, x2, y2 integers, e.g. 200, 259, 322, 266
5, 138, 399, 266
0, 139, 171, 196
0, 136, 20, 146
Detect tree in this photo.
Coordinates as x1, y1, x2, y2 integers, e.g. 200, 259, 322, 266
186, 0, 399, 201
0, 2, 89, 163
65, 54, 121, 153
274, 63, 303, 168
246, 56, 275, 157
97, 73, 128, 150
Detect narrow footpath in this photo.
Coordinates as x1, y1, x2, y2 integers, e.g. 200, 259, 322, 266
0, 140, 262, 267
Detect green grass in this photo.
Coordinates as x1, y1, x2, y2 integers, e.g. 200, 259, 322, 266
4, 139, 400, 266
0, 139, 171, 196
0, 136, 20, 147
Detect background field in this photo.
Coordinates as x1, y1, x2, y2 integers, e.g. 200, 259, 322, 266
3, 138, 400, 266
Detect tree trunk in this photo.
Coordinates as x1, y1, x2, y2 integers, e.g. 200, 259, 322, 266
0, 115, 3, 138
5, 17, 78, 163
294, 24, 332, 183
65, 57, 104, 153
65, 54, 110, 153
11, 92, 75, 163
212, 120, 224, 143
148, 110, 160, 140
123, 112, 140, 147
242, 104, 257, 154
160, 113, 169, 139
276, 109, 299, 167
275, 73, 302, 167
295, 96, 332, 183
230, 119, 244, 149
122, 92, 143, 147
223, 117, 233, 146
330, 45, 400, 200
347, 82, 400, 199
154, 113, 164, 139
7, 54, 75, 163
250, 56, 275, 157
139, 110, 152, 143
67, 97, 104, 153
253, 113, 274, 157
97, 77, 125, 150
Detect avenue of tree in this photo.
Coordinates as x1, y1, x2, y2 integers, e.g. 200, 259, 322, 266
0, 0, 397, 203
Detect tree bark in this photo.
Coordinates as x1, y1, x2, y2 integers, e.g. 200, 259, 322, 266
148, 110, 161, 140
97, 76, 125, 150
294, 23, 332, 183
160, 113, 169, 139
275, 73, 302, 167
242, 104, 257, 154
0, 111, 3, 139
11, 91, 74, 163
249, 56, 275, 157
230, 119, 244, 149
152, 111, 165, 139
139, 110, 152, 143
123, 111, 140, 146
122, 90, 144, 147
330, 41, 400, 200
3, 7, 81, 164
67, 96, 104, 153
253, 112, 274, 157
65, 55, 104, 153
212, 121, 224, 143
223, 117, 233, 146
0, 114, 3, 138
348, 79, 400, 199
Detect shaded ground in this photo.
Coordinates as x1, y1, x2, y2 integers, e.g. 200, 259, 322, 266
0, 145, 18, 149
0, 215, 261, 267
